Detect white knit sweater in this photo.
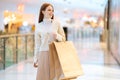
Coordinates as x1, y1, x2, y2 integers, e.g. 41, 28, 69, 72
34, 19, 65, 63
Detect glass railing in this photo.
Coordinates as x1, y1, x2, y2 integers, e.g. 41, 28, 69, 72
0, 33, 34, 70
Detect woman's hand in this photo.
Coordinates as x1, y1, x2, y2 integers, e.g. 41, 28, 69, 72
33, 62, 38, 68
52, 33, 57, 39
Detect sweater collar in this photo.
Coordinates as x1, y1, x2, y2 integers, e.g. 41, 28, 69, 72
43, 18, 52, 23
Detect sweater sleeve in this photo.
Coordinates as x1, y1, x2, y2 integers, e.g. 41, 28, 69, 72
56, 21, 66, 41
34, 28, 41, 63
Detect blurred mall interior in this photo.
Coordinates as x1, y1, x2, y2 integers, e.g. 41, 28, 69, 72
0, 0, 120, 80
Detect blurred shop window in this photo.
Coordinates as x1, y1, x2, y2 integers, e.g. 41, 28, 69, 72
3, 11, 35, 34
19, 21, 32, 34
19, 25, 31, 34
4, 24, 8, 33
11, 23, 18, 33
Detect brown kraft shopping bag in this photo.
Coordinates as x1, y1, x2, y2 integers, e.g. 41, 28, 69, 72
49, 41, 84, 80
49, 43, 62, 80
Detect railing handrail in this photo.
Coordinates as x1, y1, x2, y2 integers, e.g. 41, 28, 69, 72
0, 33, 34, 38
0, 32, 35, 70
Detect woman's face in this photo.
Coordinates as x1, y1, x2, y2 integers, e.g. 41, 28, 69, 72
42, 5, 54, 19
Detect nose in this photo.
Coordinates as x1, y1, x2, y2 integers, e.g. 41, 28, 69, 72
50, 10, 53, 14
50, 11, 53, 15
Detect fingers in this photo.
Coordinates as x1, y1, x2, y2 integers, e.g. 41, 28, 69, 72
34, 63, 38, 68
53, 33, 57, 39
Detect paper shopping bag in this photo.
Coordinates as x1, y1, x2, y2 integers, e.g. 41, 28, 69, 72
49, 43, 55, 80
51, 41, 83, 80
49, 43, 62, 80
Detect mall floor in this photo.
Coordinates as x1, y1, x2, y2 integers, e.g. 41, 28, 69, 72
0, 37, 120, 80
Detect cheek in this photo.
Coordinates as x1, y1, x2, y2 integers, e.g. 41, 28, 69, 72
48, 12, 53, 16
44, 11, 53, 17
46, 11, 50, 15
44, 12, 49, 17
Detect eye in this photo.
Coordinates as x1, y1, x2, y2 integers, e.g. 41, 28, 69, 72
47, 9, 54, 12
48, 9, 51, 11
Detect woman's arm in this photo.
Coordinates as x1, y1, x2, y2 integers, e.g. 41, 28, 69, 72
34, 27, 41, 65
55, 21, 66, 41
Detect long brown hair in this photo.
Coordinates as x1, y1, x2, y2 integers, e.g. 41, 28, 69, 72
38, 3, 54, 23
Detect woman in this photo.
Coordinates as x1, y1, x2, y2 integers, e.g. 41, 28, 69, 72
33, 3, 65, 80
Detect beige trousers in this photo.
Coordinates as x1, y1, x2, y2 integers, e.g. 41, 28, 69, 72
36, 51, 50, 80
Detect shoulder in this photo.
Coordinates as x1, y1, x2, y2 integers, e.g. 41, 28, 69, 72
36, 22, 43, 27
36, 21, 44, 28
52, 18, 60, 23
35, 22, 43, 32
52, 19, 61, 27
